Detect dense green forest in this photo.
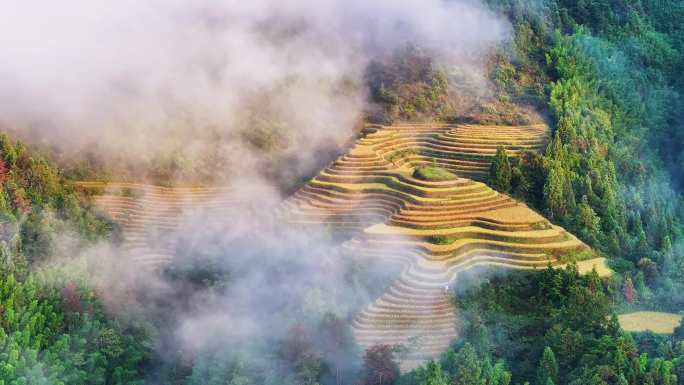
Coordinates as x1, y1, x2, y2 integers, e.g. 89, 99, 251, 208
0, 136, 151, 384
1, 0, 684, 384
371, 0, 684, 384
486, 0, 684, 311
369, 0, 684, 309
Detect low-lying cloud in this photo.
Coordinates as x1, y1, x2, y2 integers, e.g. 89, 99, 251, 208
5, 0, 511, 381
0, 0, 508, 181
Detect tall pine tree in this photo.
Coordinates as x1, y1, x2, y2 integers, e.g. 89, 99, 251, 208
453, 343, 483, 385
415, 360, 448, 385
537, 347, 558, 385
489, 145, 512, 193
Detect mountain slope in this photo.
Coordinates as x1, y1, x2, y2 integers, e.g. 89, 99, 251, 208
283, 122, 591, 371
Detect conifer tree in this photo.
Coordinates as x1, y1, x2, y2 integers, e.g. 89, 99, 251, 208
415, 360, 447, 385
577, 195, 600, 244
543, 162, 566, 221
489, 145, 512, 193
536, 347, 558, 385
617, 374, 629, 385
453, 343, 482, 385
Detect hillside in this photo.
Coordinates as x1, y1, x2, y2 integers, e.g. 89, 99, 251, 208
76, 182, 239, 269
284, 122, 591, 371
83, 122, 597, 372
1, 0, 684, 384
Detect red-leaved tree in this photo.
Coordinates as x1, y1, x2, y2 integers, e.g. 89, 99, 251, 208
359, 344, 399, 385
61, 281, 82, 314
12, 188, 30, 215
0, 159, 8, 187
623, 276, 635, 304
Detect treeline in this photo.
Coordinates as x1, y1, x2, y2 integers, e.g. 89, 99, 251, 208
0, 135, 150, 384
0, 134, 110, 270
441, 266, 684, 385
480, 0, 684, 311
0, 273, 151, 385
367, 0, 684, 302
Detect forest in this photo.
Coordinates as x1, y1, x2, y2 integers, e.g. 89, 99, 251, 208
0, 0, 683, 384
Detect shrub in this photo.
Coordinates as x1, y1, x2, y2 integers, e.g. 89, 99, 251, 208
412, 166, 456, 181
427, 235, 456, 245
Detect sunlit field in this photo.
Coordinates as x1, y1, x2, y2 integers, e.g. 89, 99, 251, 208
618, 311, 683, 334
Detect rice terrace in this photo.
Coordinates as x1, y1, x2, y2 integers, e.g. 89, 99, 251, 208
84, 122, 605, 371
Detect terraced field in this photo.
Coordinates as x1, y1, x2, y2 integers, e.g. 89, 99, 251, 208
371, 122, 547, 180
77, 182, 237, 269
80, 122, 585, 372
283, 122, 588, 371
284, 122, 548, 230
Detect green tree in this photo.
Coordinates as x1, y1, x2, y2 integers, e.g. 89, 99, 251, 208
536, 347, 558, 385
543, 161, 573, 222
673, 318, 684, 343
453, 343, 482, 385
0, 273, 148, 384
576, 195, 600, 244
489, 146, 512, 193
415, 360, 448, 385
